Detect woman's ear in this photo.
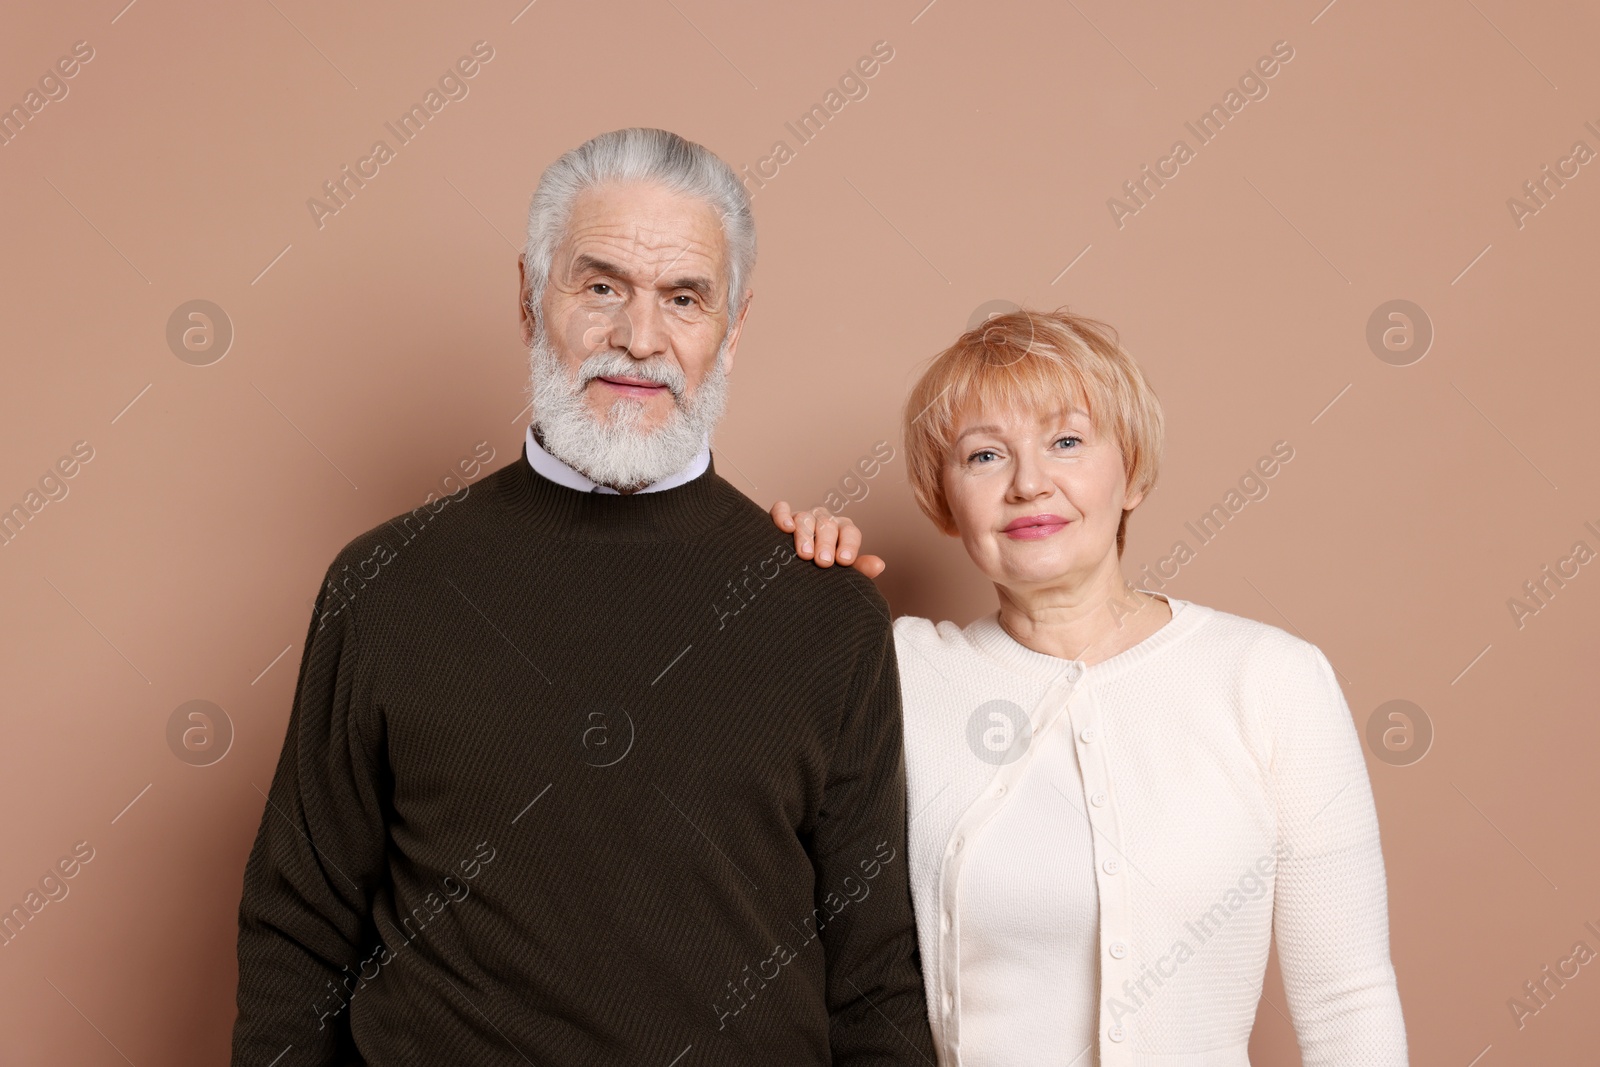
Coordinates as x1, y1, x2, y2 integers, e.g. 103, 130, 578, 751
1123, 477, 1148, 512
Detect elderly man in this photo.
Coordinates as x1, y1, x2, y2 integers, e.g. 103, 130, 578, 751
230, 128, 935, 1066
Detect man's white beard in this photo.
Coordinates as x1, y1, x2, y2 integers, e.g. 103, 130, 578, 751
527, 322, 729, 492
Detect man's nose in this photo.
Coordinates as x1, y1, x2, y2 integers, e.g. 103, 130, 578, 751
618, 299, 670, 358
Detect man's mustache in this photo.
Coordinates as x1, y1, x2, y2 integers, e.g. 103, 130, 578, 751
573, 351, 687, 401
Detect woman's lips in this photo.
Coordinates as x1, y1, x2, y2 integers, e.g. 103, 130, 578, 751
1002, 514, 1070, 540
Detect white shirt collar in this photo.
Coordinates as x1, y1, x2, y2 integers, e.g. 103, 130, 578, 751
523, 423, 711, 495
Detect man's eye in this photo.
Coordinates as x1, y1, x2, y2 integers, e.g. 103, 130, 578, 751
589, 283, 612, 296
671, 294, 696, 307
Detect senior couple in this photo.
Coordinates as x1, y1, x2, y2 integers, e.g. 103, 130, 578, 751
231, 128, 1408, 1065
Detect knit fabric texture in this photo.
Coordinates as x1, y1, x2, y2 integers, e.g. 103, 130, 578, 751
895, 596, 1407, 1066
230, 447, 936, 1066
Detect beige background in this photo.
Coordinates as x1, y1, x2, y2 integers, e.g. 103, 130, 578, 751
2, 0, 1597, 1063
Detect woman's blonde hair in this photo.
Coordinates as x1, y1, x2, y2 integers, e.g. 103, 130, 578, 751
902, 307, 1165, 555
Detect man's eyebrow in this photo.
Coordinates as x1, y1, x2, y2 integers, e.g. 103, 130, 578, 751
662, 274, 715, 299
570, 253, 633, 281
570, 255, 715, 299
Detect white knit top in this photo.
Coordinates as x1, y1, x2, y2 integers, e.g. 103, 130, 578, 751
894, 593, 1408, 1067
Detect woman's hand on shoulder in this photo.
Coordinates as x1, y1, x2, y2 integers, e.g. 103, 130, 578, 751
769, 501, 886, 579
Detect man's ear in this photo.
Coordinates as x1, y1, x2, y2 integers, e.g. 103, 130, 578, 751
517, 254, 535, 347
719, 289, 754, 375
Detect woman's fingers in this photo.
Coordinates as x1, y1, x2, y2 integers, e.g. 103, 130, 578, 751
836, 521, 862, 565
852, 553, 887, 579
794, 509, 816, 558
813, 513, 840, 565
796, 507, 838, 563
772, 501, 819, 558
832, 519, 885, 578
772, 503, 883, 575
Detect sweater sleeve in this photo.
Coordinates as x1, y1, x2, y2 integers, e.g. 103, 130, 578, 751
1267, 639, 1409, 1066
231, 566, 390, 1066
812, 587, 939, 1066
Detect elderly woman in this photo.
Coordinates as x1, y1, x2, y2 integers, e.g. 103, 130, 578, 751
771, 308, 1407, 1066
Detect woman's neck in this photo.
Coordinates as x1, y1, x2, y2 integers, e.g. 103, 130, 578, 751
994, 564, 1172, 666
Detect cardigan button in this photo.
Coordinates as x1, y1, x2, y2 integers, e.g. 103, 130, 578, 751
1079, 726, 1098, 743
1108, 941, 1127, 959
941, 911, 951, 932
1090, 791, 1107, 807
1109, 1025, 1126, 1042
943, 993, 953, 1014
1102, 858, 1120, 875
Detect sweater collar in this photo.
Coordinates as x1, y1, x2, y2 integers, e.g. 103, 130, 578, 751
495, 435, 742, 542
963, 591, 1208, 684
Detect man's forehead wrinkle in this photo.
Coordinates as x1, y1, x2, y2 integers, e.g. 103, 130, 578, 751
560, 227, 724, 282
567, 215, 702, 251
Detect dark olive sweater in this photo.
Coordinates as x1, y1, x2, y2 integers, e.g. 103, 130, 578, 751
231, 444, 936, 1066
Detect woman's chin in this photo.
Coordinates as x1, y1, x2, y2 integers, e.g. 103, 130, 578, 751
986, 558, 1084, 592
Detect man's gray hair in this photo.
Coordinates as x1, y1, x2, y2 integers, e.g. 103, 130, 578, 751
523, 127, 755, 317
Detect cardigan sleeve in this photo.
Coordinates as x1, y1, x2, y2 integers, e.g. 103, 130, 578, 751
231, 564, 391, 1066
1266, 639, 1409, 1066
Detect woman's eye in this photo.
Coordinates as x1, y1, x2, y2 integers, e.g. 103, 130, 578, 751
1055, 435, 1083, 449
967, 449, 998, 464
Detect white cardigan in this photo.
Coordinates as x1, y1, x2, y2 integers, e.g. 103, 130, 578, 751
894, 593, 1408, 1066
